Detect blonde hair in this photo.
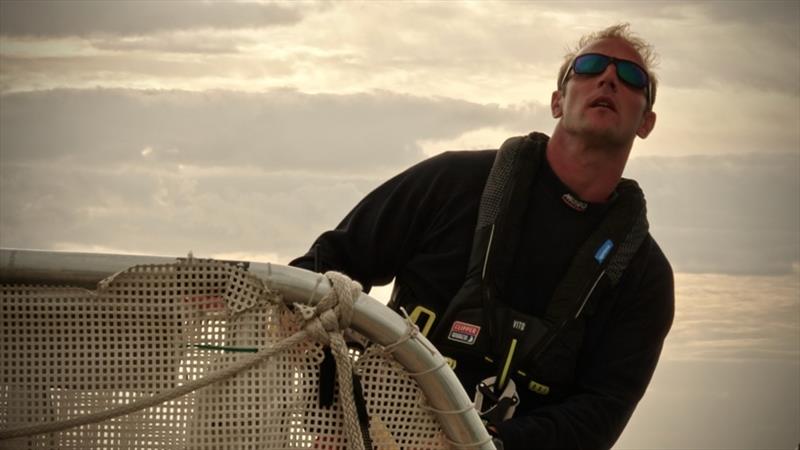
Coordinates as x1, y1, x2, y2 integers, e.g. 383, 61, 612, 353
557, 23, 659, 108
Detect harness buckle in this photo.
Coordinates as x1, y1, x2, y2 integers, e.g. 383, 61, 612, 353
473, 376, 520, 427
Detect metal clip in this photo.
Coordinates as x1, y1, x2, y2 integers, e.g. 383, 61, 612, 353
474, 375, 520, 426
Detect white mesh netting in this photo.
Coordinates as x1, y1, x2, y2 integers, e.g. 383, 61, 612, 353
0, 259, 448, 449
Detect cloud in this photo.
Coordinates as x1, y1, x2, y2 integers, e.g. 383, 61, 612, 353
620, 269, 800, 447
641, 86, 800, 157
334, 0, 800, 97
647, 16, 800, 96
2, 87, 798, 276
2, 1, 798, 112
0, 1, 305, 37
87, 31, 256, 55
627, 152, 800, 275
701, 0, 800, 28
1, 88, 798, 276
0, 87, 549, 261
0, 162, 380, 262
0, 88, 528, 173
665, 272, 799, 363
0, 51, 303, 94
619, 358, 799, 449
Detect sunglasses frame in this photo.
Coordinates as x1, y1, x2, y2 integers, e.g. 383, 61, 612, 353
560, 53, 653, 107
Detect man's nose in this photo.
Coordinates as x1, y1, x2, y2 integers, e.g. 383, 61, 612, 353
596, 64, 619, 90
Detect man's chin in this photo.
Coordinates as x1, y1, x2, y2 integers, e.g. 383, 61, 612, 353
573, 126, 628, 148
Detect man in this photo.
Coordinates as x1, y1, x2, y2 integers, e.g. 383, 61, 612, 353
291, 24, 673, 450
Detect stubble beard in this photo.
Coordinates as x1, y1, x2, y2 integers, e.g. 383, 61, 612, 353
563, 109, 634, 152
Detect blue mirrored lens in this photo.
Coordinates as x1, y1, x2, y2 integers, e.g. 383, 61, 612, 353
573, 54, 649, 89
574, 54, 610, 75
616, 62, 648, 88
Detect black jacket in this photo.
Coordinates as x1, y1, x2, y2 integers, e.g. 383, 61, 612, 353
291, 144, 674, 450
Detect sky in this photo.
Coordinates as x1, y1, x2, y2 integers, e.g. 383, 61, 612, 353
0, 1, 798, 448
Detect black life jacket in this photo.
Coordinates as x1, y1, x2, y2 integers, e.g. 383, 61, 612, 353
394, 132, 649, 406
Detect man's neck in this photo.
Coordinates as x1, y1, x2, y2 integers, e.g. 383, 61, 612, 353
546, 125, 633, 203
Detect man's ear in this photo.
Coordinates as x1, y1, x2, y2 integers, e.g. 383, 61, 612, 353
637, 110, 657, 138
551, 90, 563, 118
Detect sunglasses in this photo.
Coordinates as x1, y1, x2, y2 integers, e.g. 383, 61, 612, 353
561, 53, 652, 106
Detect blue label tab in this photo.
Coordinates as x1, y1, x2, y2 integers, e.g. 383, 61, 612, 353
594, 239, 614, 264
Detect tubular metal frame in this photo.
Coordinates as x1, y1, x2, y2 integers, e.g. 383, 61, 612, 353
0, 248, 494, 450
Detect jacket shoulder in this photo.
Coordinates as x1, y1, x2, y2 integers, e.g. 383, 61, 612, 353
416, 149, 497, 174
395, 149, 497, 195
642, 235, 673, 280
619, 233, 675, 330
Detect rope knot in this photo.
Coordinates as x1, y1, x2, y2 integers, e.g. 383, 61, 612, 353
290, 271, 367, 450
295, 271, 362, 346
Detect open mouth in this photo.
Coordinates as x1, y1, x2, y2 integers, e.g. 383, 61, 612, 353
589, 97, 617, 112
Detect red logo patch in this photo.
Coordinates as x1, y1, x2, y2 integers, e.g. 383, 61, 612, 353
448, 321, 481, 345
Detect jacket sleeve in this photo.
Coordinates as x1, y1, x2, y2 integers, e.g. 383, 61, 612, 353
289, 152, 456, 292
496, 241, 675, 450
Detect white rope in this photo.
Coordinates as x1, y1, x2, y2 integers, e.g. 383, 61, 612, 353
405, 359, 449, 376
0, 270, 366, 447
295, 271, 366, 450
379, 306, 493, 448
382, 306, 438, 357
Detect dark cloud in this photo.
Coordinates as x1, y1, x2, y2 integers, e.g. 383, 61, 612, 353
545, 0, 799, 28
627, 152, 800, 275
0, 52, 298, 86
702, 0, 800, 28
0, 87, 526, 259
0, 1, 304, 37
0, 88, 517, 172
1, 88, 797, 276
641, 1, 800, 95
2, 2, 798, 97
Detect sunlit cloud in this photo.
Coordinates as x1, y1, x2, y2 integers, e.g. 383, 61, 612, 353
2, 1, 797, 162
664, 273, 800, 363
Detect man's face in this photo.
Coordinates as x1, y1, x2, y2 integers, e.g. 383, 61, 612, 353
552, 37, 656, 148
